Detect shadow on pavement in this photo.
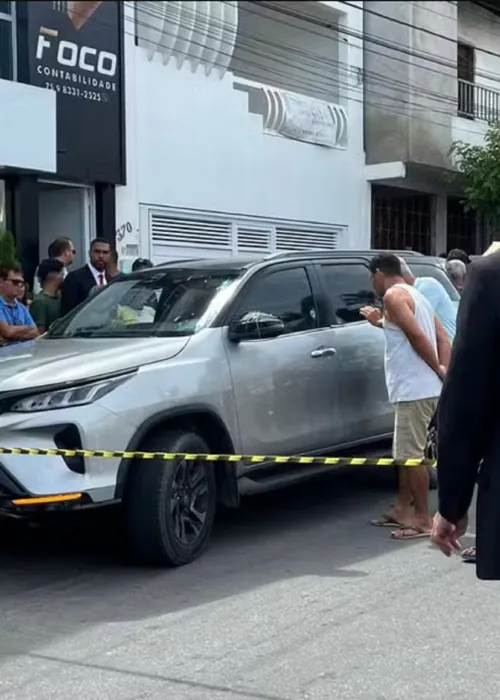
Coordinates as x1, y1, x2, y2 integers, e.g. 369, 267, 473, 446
0, 465, 434, 657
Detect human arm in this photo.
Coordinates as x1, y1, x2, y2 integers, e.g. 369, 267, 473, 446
0, 304, 38, 341
435, 316, 451, 369
384, 288, 442, 377
436, 260, 498, 525
0, 323, 38, 340
29, 297, 48, 334
359, 306, 383, 328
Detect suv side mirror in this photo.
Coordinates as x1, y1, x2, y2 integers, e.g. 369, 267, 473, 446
228, 311, 285, 342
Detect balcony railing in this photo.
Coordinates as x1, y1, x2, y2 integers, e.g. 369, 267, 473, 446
458, 78, 500, 123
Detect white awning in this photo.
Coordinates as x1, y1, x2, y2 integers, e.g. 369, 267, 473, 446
365, 162, 406, 181
0, 79, 56, 173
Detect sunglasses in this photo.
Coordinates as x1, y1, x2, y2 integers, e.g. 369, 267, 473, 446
6, 279, 25, 287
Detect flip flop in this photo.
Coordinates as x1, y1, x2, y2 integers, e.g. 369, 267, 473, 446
461, 546, 476, 563
390, 525, 431, 540
371, 514, 402, 527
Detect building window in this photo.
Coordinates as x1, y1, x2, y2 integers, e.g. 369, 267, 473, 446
371, 186, 432, 254
457, 42, 475, 119
0, 2, 11, 14
230, 1, 341, 105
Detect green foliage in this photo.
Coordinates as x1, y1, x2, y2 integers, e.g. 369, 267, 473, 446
0, 227, 19, 268
451, 121, 500, 222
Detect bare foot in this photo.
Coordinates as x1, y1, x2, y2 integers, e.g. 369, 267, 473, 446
403, 516, 433, 533
389, 506, 414, 524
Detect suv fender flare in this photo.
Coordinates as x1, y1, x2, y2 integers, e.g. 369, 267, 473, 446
114, 405, 239, 506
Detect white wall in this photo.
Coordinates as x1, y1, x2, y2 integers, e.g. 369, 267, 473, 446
116, 1, 370, 260
0, 79, 56, 173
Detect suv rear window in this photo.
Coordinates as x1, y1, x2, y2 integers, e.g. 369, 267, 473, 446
409, 263, 460, 301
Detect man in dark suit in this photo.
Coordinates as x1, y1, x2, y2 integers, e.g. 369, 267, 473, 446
431, 252, 500, 580
60, 238, 112, 316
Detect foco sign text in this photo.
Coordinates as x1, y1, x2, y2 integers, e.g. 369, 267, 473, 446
36, 35, 117, 77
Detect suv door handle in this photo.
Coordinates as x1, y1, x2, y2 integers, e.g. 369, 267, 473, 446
310, 346, 337, 358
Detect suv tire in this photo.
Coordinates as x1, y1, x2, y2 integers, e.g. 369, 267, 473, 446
123, 430, 216, 566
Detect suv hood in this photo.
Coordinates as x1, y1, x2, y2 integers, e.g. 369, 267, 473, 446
0, 336, 190, 393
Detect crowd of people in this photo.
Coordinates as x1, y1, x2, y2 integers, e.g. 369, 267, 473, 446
0, 238, 484, 567
360, 249, 473, 557
0, 236, 153, 350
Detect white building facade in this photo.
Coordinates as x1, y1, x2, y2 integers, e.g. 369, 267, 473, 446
116, 1, 369, 267
364, 0, 500, 255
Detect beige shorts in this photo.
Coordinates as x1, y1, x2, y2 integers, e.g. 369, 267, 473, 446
393, 398, 439, 461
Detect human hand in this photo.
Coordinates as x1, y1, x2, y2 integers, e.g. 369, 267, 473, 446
437, 365, 447, 381
431, 513, 468, 557
360, 306, 382, 327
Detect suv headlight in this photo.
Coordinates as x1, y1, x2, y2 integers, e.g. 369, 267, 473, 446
10, 375, 131, 413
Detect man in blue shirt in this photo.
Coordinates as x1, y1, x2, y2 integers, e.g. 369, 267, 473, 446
399, 259, 457, 342
0, 265, 38, 348
361, 259, 457, 344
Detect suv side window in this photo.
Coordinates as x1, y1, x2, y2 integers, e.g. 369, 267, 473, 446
234, 267, 317, 336
319, 263, 377, 325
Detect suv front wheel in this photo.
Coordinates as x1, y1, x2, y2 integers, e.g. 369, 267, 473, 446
123, 429, 216, 566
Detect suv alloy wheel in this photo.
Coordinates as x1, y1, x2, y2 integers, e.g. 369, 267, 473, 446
123, 429, 217, 565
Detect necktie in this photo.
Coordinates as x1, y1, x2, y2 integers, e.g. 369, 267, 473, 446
98, 274, 104, 286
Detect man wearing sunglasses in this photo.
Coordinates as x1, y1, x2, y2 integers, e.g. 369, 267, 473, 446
0, 265, 38, 348
33, 237, 76, 295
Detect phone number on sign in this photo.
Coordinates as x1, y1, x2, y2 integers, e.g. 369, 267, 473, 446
44, 82, 109, 102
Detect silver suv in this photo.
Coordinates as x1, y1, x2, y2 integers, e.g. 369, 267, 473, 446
0, 251, 458, 565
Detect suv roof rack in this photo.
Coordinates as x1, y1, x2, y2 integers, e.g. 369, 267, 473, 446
154, 258, 201, 268
264, 249, 423, 261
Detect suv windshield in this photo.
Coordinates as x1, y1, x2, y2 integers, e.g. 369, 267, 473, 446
47, 269, 242, 339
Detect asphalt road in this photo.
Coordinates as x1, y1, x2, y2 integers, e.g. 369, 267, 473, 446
0, 466, 491, 700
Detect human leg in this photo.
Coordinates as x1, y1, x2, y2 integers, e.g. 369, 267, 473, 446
391, 398, 438, 538
381, 403, 415, 525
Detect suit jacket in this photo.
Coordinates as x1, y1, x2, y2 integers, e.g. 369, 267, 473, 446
437, 252, 500, 580
60, 265, 104, 317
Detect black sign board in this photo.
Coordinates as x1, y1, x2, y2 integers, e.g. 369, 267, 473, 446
25, 0, 125, 184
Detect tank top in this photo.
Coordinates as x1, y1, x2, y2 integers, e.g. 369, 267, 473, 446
383, 283, 442, 404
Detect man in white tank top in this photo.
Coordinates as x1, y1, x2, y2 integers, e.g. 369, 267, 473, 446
365, 254, 451, 540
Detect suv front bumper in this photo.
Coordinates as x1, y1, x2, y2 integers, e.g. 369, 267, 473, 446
0, 404, 137, 506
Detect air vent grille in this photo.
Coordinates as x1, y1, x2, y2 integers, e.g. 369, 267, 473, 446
275, 227, 338, 251
236, 225, 272, 252
151, 214, 232, 250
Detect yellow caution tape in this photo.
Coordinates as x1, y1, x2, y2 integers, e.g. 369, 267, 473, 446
0, 446, 437, 467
